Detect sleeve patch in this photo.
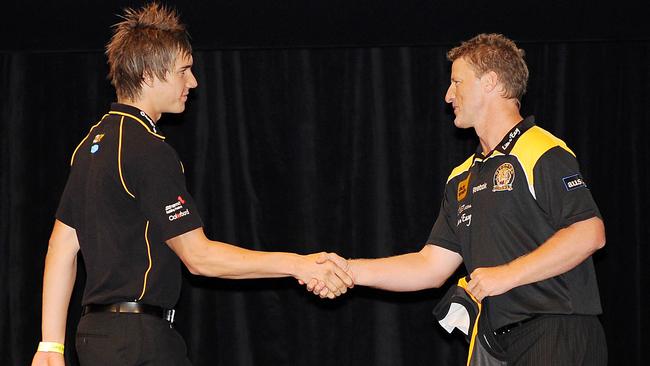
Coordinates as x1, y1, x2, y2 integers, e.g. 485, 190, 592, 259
562, 174, 587, 191
165, 195, 192, 221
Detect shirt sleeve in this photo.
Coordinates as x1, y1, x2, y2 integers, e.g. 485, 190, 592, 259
533, 146, 602, 230
427, 183, 462, 254
131, 142, 203, 241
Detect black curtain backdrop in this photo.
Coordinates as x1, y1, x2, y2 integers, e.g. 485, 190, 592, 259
1, 41, 649, 365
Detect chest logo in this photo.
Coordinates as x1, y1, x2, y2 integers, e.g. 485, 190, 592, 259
457, 172, 471, 201
492, 163, 515, 192
472, 182, 487, 194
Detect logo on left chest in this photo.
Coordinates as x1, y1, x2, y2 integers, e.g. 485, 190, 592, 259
457, 172, 471, 201
492, 163, 515, 192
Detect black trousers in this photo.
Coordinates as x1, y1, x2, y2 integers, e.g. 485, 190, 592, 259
75, 312, 192, 366
495, 314, 607, 366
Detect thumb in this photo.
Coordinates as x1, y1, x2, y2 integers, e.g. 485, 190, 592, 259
314, 252, 329, 264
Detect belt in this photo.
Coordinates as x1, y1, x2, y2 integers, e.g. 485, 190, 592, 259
83, 302, 176, 324
493, 316, 537, 336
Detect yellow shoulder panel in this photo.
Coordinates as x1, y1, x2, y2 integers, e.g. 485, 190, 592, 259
447, 154, 475, 183
510, 126, 575, 194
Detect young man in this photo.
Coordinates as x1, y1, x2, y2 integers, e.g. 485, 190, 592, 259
31, 4, 351, 366
316, 34, 607, 365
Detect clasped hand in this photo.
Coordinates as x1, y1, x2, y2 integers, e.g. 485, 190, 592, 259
297, 252, 354, 299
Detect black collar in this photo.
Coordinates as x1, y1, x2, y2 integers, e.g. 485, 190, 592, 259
475, 116, 536, 160
109, 103, 162, 136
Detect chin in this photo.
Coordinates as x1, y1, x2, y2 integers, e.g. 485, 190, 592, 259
453, 119, 471, 130
170, 104, 186, 114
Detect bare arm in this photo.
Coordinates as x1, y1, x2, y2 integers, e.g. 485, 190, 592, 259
467, 216, 605, 301
166, 228, 352, 298
348, 244, 463, 291
31, 220, 80, 366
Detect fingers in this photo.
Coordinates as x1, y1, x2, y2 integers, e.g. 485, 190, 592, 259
304, 278, 316, 291
300, 252, 356, 299
466, 274, 482, 301
326, 253, 354, 287
467, 280, 484, 302
306, 266, 347, 299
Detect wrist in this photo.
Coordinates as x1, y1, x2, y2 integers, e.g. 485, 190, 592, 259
504, 260, 523, 289
290, 253, 308, 280
38, 341, 64, 354
348, 259, 364, 286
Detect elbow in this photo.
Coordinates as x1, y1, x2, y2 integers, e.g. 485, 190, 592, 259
594, 218, 606, 251
178, 244, 209, 276
180, 242, 234, 277
594, 229, 606, 251
185, 261, 203, 276
587, 217, 606, 252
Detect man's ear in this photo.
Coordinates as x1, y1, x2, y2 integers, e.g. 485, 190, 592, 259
142, 72, 154, 88
481, 71, 499, 93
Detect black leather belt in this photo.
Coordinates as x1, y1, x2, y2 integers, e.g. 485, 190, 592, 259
83, 302, 176, 324
493, 316, 537, 336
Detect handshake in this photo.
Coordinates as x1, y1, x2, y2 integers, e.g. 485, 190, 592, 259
296, 252, 354, 299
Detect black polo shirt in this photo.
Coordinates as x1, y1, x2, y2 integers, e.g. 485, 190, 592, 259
428, 116, 603, 329
57, 103, 203, 309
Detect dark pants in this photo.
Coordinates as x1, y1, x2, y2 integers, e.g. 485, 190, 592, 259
75, 312, 192, 366
495, 314, 607, 366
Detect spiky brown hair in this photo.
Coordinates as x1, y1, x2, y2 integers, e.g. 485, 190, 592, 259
106, 2, 192, 101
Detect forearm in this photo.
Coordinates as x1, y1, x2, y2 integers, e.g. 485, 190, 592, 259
351, 255, 434, 291
506, 217, 605, 288
168, 229, 313, 279
168, 228, 353, 298
41, 242, 78, 343
350, 245, 462, 291
193, 241, 305, 279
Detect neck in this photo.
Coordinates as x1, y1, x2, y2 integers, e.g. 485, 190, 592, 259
475, 103, 523, 155
117, 98, 161, 123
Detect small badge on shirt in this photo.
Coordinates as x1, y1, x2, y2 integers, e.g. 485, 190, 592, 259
562, 174, 587, 191
492, 163, 515, 192
457, 172, 471, 201
165, 195, 191, 221
90, 134, 105, 154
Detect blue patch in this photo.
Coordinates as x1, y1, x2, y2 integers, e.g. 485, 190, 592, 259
90, 144, 99, 154
562, 174, 586, 191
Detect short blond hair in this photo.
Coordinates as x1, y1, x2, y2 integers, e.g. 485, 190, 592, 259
106, 3, 192, 101
447, 33, 529, 101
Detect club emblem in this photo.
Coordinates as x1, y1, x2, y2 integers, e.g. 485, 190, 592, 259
492, 163, 514, 192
